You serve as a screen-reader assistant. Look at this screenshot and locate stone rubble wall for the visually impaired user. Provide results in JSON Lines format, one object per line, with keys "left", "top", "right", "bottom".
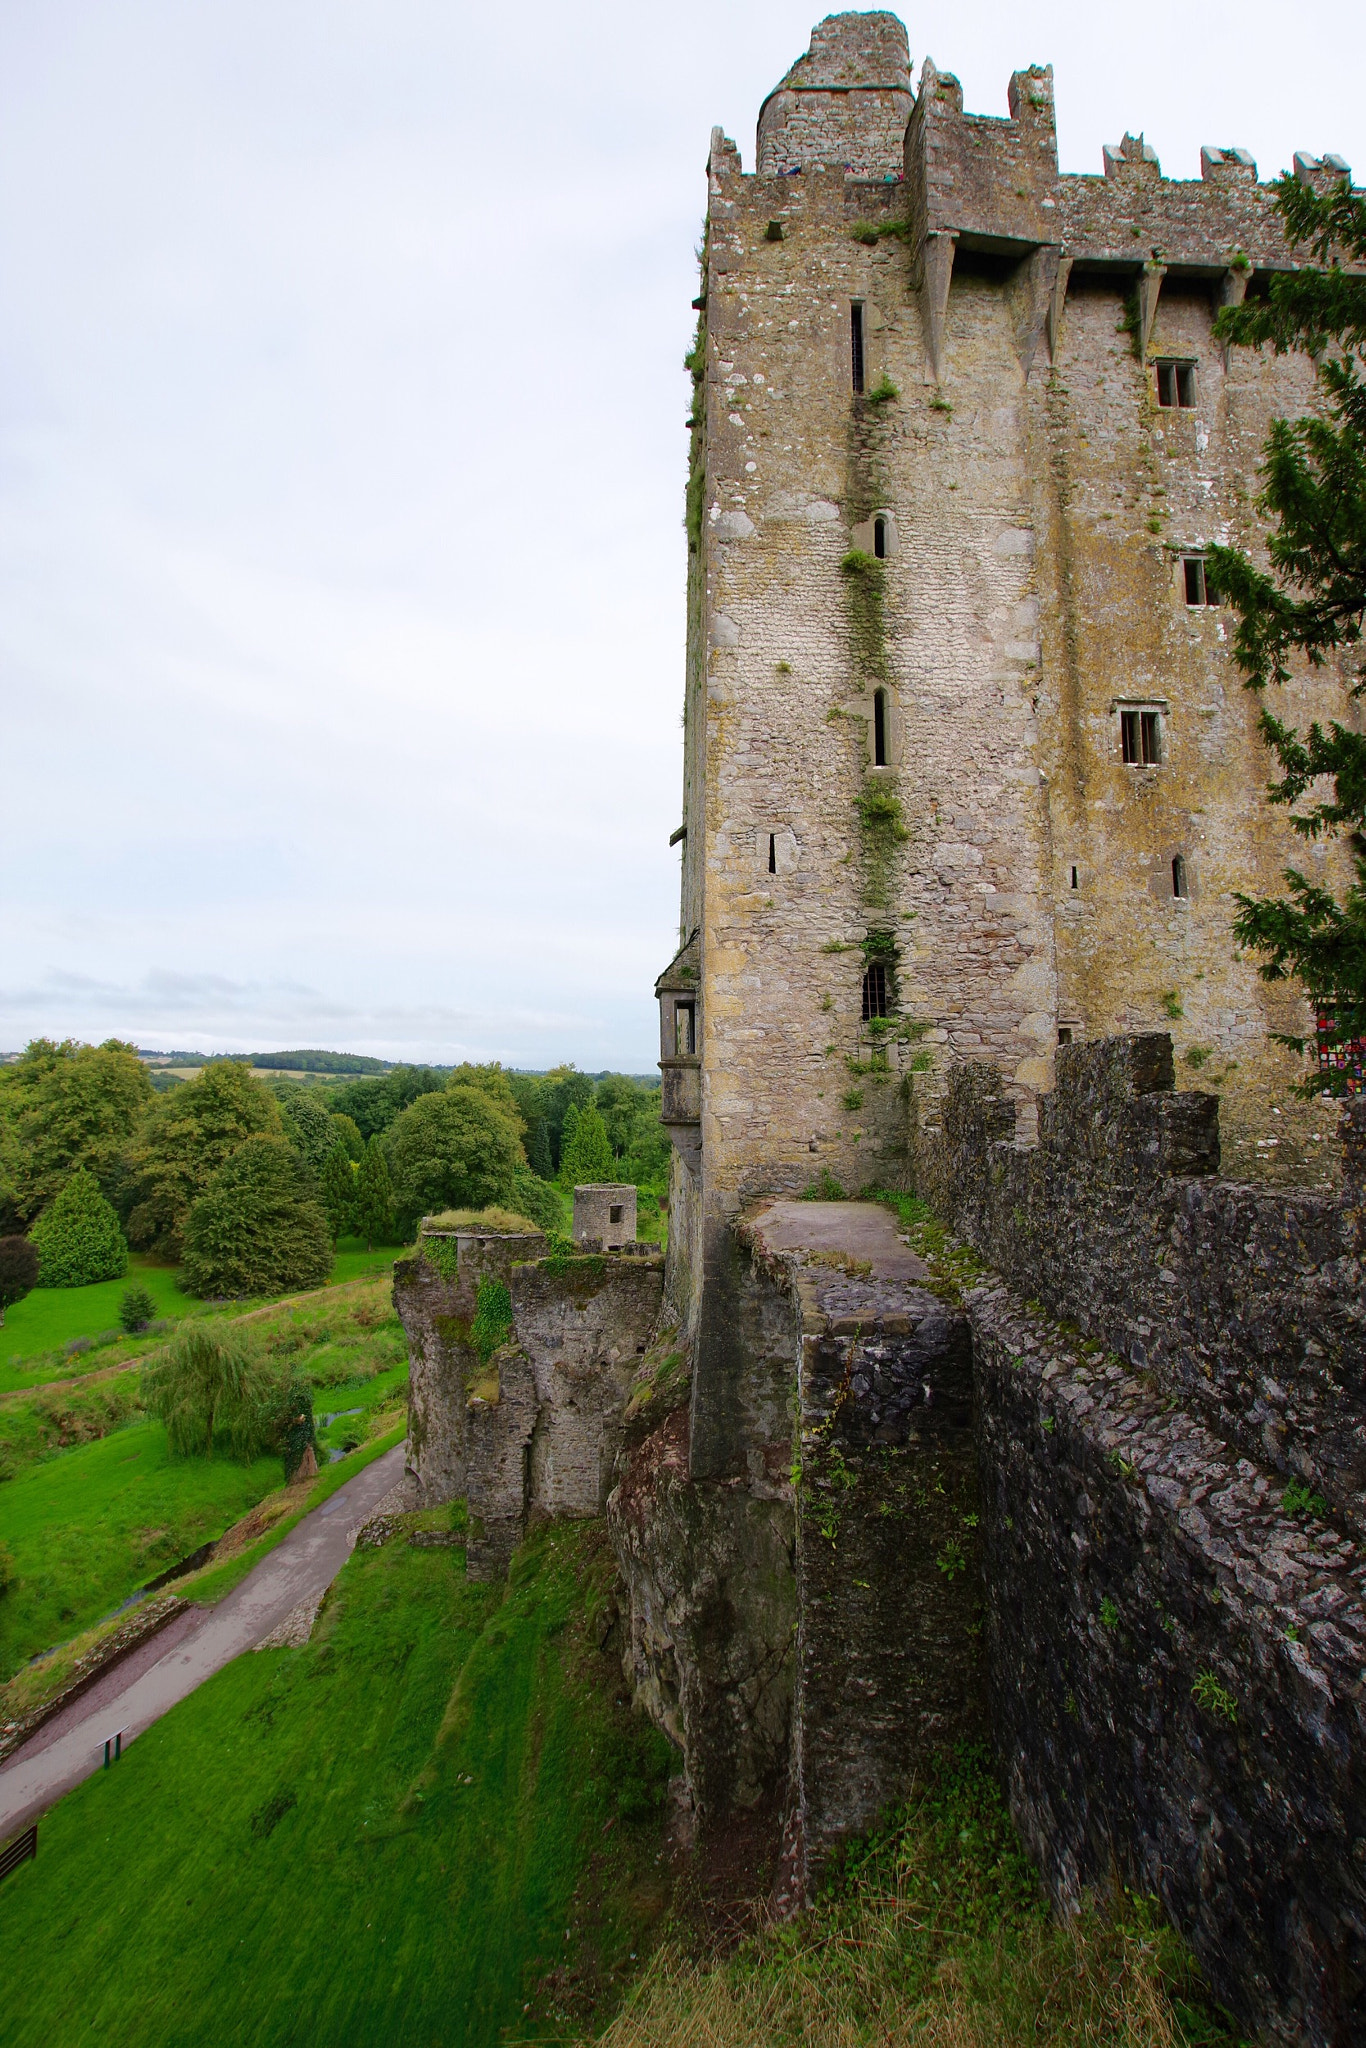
{"left": 394, "top": 1237, "right": 663, "bottom": 1580}
{"left": 913, "top": 1035, "right": 1366, "bottom": 1541}
{"left": 973, "top": 1284, "right": 1364, "bottom": 2048}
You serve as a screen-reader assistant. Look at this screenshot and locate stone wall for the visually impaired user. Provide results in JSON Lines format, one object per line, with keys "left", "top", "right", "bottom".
{"left": 914, "top": 1035, "right": 1366, "bottom": 1541}
{"left": 973, "top": 1286, "right": 1364, "bottom": 2048}
{"left": 395, "top": 1229, "right": 663, "bottom": 1579}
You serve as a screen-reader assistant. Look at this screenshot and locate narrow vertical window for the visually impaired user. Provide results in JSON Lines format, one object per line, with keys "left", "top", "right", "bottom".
{"left": 1070, "top": 865, "right": 1079, "bottom": 890}
{"left": 674, "top": 1001, "right": 696, "bottom": 1056}
{"left": 861, "top": 961, "right": 888, "bottom": 1021}
{"left": 1184, "top": 557, "right": 1206, "bottom": 606}
{"left": 1177, "top": 361, "right": 1196, "bottom": 407}
{"left": 873, "top": 515, "right": 887, "bottom": 559}
{"left": 1156, "top": 361, "right": 1177, "bottom": 408}
{"left": 1121, "top": 709, "right": 1141, "bottom": 763}
{"left": 768, "top": 833, "right": 777, "bottom": 874}
{"left": 851, "top": 303, "right": 865, "bottom": 395}
{"left": 873, "top": 689, "right": 887, "bottom": 767}
{"left": 1141, "top": 710, "right": 1162, "bottom": 764}
{"left": 1172, "top": 855, "right": 1188, "bottom": 899}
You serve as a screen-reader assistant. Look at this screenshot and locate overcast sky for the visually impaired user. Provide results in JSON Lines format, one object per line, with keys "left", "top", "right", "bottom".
{"left": 2, "top": 2, "right": 1362, "bottom": 1071}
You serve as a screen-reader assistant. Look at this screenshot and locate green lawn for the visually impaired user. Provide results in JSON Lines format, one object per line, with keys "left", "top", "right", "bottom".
{"left": 0, "top": 1418, "right": 282, "bottom": 1678}
{"left": 0, "top": 1522, "right": 674, "bottom": 2048}
{"left": 0, "top": 1255, "right": 198, "bottom": 1369}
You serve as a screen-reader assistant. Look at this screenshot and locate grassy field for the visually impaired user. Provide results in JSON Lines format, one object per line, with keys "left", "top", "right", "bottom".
{"left": 0, "top": 1273, "right": 411, "bottom": 1679}
{"left": 0, "top": 1521, "right": 675, "bottom": 2048}
{"left": 0, "top": 1239, "right": 407, "bottom": 1385}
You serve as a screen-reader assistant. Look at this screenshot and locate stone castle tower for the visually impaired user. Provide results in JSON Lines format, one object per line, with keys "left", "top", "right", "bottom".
{"left": 655, "top": 10, "right": 1357, "bottom": 1461}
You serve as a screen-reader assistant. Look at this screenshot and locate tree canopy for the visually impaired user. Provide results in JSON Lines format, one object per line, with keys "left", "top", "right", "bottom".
{"left": 0, "top": 1038, "right": 152, "bottom": 1230}
{"left": 270, "top": 1084, "right": 339, "bottom": 1175}
{"left": 385, "top": 1086, "right": 525, "bottom": 1235}
{"left": 123, "top": 1060, "right": 285, "bottom": 1258}
{"left": 559, "top": 1102, "right": 615, "bottom": 1186}
{"left": 0, "top": 1237, "right": 39, "bottom": 1326}
{"left": 354, "top": 1136, "right": 395, "bottom": 1250}
{"left": 181, "top": 1135, "right": 332, "bottom": 1298}
{"left": 1210, "top": 172, "right": 1366, "bottom": 1088}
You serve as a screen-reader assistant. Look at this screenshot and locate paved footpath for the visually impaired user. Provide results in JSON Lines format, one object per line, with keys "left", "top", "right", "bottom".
{"left": 0, "top": 1441, "right": 408, "bottom": 1841}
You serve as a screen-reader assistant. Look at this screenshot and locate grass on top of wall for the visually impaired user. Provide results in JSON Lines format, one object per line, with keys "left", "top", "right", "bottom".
{"left": 0, "top": 1521, "right": 675, "bottom": 2048}
{"left": 590, "top": 1746, "right": 1245, "bottom": 2048}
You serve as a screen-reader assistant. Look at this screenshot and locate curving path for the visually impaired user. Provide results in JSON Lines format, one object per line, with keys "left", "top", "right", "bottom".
{"left": 0, "top": 1441, "right": 408, "bottom": 1841}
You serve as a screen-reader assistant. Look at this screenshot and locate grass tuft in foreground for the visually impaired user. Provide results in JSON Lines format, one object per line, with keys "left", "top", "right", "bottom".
{"left": 592, "top": 1748, "right": 1244, "bottom": 2048}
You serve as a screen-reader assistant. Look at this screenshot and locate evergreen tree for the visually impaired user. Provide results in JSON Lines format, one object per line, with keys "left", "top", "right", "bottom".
{"left": 559, "top": 1102, "right": 615, "bottom": 1187}
{"left": 321, "top": 1141, "right": 356, "bottom": 1243}
{"left": 1210, "top": 172, "right": 1366, "bottom": 1089}
{"left": 29, "top": 1169, "right": 128, "bottom": 1287}
{"left": 355, "top": 1136, "right": 395, "bottom": 1250}
{"left": 526, "top": 1116, "right": 553, "bottom": 1179}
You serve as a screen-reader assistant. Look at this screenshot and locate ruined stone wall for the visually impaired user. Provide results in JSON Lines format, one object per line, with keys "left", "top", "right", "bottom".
{"left": 914, "top": 1036, "right": 1366, "bottom": 1542}
{"left": 394, "top": 1230, "right": 663, "bottom": 1577}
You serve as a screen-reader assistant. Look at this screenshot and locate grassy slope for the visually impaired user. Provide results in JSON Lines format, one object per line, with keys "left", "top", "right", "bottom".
{"left": 595, "top": 1749, "right": 1244, "bottom": 2048}
{"left": 0, "top": 1421, "right": 282, "bottom": 1678}
{"left": 0, "top": 1240, "right": 405, "bottom": 1384}
{"left": 0, "top": 1522, "right": 674, "bottom": 2048}
{"left": 0, "top": 1274, "right": 411, "bottom": 1677}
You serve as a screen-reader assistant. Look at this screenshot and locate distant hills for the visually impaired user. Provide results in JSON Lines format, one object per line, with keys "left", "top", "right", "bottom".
{"left": 138, "top": 1048, "right": 393, "bottom": 1074}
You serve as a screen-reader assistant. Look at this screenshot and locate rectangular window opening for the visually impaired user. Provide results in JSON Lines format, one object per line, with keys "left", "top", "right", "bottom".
{"left": 1070, "top": 865, "right": 1079, "bottom": 889}
{"left": 768, "top": 832, "right": 777, "bottom": 874}
{"left": 1057, "top": 1026, "right": 1073, "bottom": 1045}
{"left": 674, "top": 1000, "right": 696, "bottom": 1056}
{"left": 1155, "top": 359, "right": 1196, "bottom": 408}
{"left": 609, "top": 1204, "right": 624, "bottom": 1224}
{"left": 1141, "top": 710, "right": 1162, "bottom": 764}
{"left": 861, "top": 961, "right": 889, "bottom": 1022}
{"left": 1172, "top": 854, "right": 1188, "bottom": 899}
{"left": 1121, "top": 709, "right": 1141, "bottom": 763}
{"left": 873, "top": 515, "right": 887, "bottom": 559}
{"left": 851, "top": 302, "right": 865, "bottom": 395}
{"left": 1183, "top": 557, "right": 1206, "bottom": 605}
{"left": 873, "top": 689, "right": 887, "bottom": 767}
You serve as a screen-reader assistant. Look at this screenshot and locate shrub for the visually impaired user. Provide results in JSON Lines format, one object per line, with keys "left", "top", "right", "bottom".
{"left": 118, "top": 1283, "right": 158, "bottom": 1333}
{"left": 143, "top": 1324, "right": 275, "bottom": 1459}
{"left": 30, "top": 1169, "right": 128, "bottom": 1287}
{"left": 182, "top": 1137, "right": 332, "bottom": 1299}
{"left": 259, "top": 1374, "right": 318, "bottom": 1481}
{"left": 386, "top": 1087, "right": 523, "bottom": 1236}
{"left": 510, "top": 1167, "right": 562, "bottom": 1234}
{"left": 0, "top": 1236, "right": 39, "bottom": 1325}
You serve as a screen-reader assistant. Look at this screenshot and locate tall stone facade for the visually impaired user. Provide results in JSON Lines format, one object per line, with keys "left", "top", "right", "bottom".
{"left": 659, "top": 9, "right": 1359, "bottom": 1462}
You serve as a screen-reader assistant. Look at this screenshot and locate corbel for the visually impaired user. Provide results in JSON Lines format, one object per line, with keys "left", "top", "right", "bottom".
{"left": 1217, "top": 265, "right": 1249, "bottom": 370}
{"left": 1046, "top": 251, "right": 1074, "bottom": 364}
{"left": 1014, "top": 244, "right": 1062, "bottom": 382}
{"left": 919, "top": 230, "right": 958, "bottom": 384}
{"left": 1137, "top": 260, "right": 1167, "bottom": 359}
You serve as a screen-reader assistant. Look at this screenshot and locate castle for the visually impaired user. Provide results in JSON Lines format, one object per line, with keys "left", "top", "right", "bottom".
{"left": 397, "top": 21, "right": 1365, "bottom": 2044}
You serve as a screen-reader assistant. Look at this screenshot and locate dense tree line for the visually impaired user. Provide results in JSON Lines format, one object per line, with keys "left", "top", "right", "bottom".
{"left": 0, "top": 1041, "right": 670, "bottom": 1300}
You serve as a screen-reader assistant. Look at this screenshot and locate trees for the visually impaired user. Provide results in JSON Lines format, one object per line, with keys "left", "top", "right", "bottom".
{"left": 354, "top": 1137, "right": 395, "bottom": 1250}
{"left": 509, "top": 1166, "right": 563, "bottom": 1234}
{"left": 143, "top": 1325, "right": 272, "bottom": 1459}
{"left": 122, "top": 1060, "right": 285, "bottom": 1257}
{"left": 329, "top": 1112, "right": 364, "bottom": 1162}
{"left": 328, "top": 1066, "right": 451, "bottom": 1141}
{"left": 1210, "top": 172, "right": 1366, "bottom": 1089}
{"left": 0, "top": 1038, "right": 153, "bottom": 1230}
{"left": 271, "top": 1085, "right": 338, "bottom": 1176}
{"left": 0, "top": 1238, "right": 39, "bottom": 1326}
{"left": 558, "top": 1102, "right": 615, "bottom": 1186}
{"left": 321, "top": 1142, "right": 357, "bottom": 1243}
{"left": 29, "top": 1169, "right": 128, "bottom": 1287}
{"left": 182, "top": 1136, "right": 332, "bottom": 1299}
{"left": 119, "top": 1283, "right": 157, "bottom": 1333}
{"left": 385, "top": 1086, "right": 524, "bottom": 1235}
